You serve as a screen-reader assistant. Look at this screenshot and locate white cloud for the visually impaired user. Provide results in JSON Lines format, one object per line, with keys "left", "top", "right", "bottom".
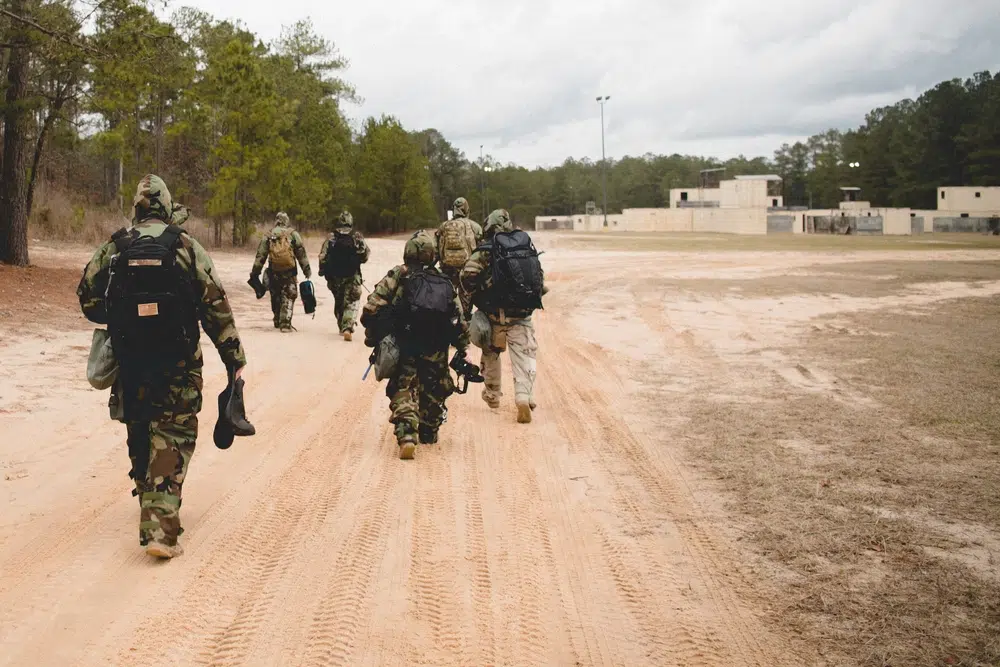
{"left": 165, "top": 0, "right": 1000, "bottom": 167}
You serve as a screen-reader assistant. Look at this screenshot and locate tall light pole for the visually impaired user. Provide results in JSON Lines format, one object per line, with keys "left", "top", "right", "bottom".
{"left": 479, "top": 145, "right": 485, "bottom": 221}
{"left": 484, "top": 163, "right": 493, "bottom": 214}
{"left": 596, "top": 95, "right": 610, "bottom": 227}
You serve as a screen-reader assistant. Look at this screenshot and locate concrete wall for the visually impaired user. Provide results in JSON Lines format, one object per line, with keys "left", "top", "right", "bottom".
{"left": 767, "top": 214, "right": 795, "bottom": 233}
{"left": 534, "top": 215, "right": 574, "bottom": 231}
{"left": 692, "top": 208, "right": 767, "bottom": 235}
{"left": 669, "top": 187, "right": 720, "bottom": 208}
{"left": 573, "top": 213, "right": 624, "bottom": 232}
{"left": 804, "top": 208, "right": 912, "bottom": 235}
{"left": 882, "top": 209, "right": 912, "bottom": 235}
{"left": 932, "top": 217, "right": 1000, "bottom": 233}
{"left": 938, "top": 187, "right": 1000, "bottom": 213}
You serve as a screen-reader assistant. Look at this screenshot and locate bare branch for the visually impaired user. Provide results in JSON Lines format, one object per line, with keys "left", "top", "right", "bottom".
{"left": 0, "top": 7, "right": 106, "bottom": 57}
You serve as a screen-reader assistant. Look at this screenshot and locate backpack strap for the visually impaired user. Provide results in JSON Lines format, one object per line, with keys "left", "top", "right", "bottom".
{"left": 157, "top": 223, "right": 185, "bottom": 249}
{"left": 111, "top": 227, "right": 132, "bottom": 255}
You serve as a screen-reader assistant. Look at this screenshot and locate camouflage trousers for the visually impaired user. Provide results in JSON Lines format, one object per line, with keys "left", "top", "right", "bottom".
{"left": 125, "top": 369, "right": 202, "bottom": 547}
{"left": 268, "top": 270, "right": 298, "bottom": 328}
{"left": 326, "top": 274, "right": 363, "bottom": 333}
{"left": 480, "top": 316, "right": 537, "bottom": 406}
{"left": 387, "top": 349, "right": 454, "bottom": 443}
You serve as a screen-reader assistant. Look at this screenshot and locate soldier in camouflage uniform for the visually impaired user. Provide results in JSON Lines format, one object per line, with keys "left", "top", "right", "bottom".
{"left": 250, "top": 212, "right": 311, "bottom": 332}
{"left": 77, "top": 174, "right": 247, "bottom": 559}
{"left": 361, "top": 230, "right": 470, "bottom": 460}
{"left": 436, "top": 197, "right": 483, "bottom": 320}
{"left": 318, "top": 210, "right": 370, "bottom": 341}
{"left": 461, "top": 208, "right": 546, "bottom": 424}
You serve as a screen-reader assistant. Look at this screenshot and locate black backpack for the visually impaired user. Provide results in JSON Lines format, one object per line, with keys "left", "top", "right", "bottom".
{"left": 106, "top": 225, "right": 200, "bottom": 372}
{"left": 397, "top": 268, "right": 455, "bottom": 351}
{"left": 323, "top": 232, "right": 361, "bottom": 278}
{"left": 488, "top": 229, "right": 544, "bottom": 312}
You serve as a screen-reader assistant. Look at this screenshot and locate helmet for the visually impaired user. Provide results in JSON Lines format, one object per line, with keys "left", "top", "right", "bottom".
{"left": 483, "top": 208, "right": 512, "bottom": 237}
{"left": 335, "top": 210, "right": 354, "bottom": 231}
{"left": 275, "top": 211, "right": 290, "bottom": 227}
{"left": 452, "top": 197, "right": 470, "bottom": 218}
{"left": 132, "top": 174, "right": 172, "bottom": 223}
{"left": 404, "top": 229, "right": 437, "bottom": 267}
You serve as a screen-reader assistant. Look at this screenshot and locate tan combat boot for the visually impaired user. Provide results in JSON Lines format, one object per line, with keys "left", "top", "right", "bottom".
{"left": 482, "top": 388, "right": 500, "bottom": 410}
{"left": 516, "top": 400, "right": 532, "bottom": 424}
{"left": 343, "top": 331, "right": 353, "bottom": 342}
{"left": 146, "top": 541, "right": 184, "bottom": 559}
{"left": 398, "top": 437, "right": 416, "bottom": 460}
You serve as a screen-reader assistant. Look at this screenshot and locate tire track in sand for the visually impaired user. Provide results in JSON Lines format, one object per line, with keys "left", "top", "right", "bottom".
{"left": 541, "top": 320, "right": 784, "bottom": 666}
{"left": 120, "top": 378, "right": 378, "bottom": 667}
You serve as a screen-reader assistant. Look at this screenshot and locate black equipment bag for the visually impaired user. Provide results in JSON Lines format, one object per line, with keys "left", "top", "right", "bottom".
{"left": 107, "top": 225, "right": 200, "bottom": 372}
{"left": 300, "top": 279, "right": 317, "bottom": 315}
{"left": 324, "top": 232, "right": 361, "bottom": 278}
{"left": 398, "top": 269, "right": 455, "bottom": 351}
{"left": 490, "top": 229, "right": 544, "bottom": 312}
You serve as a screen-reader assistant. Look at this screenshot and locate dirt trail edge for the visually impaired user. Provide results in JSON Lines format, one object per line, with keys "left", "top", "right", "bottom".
{"left": 0, "top": 238, "right": 792, "bottom": 667}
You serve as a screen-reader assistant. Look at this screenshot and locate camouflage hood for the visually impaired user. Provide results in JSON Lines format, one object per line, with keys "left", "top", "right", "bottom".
{"left": 334, "top": 210, "right": 354, "bottom": 232}
{"left": 484, "top": 208, "right": 513, "bottom": 237}
{"left": 452, "top": 197, "right": 470, "bottom": 219}
{"left": 275, "top": 211, "right": 290, "bottom": 227}
{"left": 132, "top": 174, "right": 173, "bottom": 224}
{"left": 404, "top": 229, "right": 437, "bottom": 267}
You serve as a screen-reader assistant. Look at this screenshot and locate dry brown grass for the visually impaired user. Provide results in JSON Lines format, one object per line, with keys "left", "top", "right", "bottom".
{"left": 679, "top": 265, "right": 1000, "bottom": 666}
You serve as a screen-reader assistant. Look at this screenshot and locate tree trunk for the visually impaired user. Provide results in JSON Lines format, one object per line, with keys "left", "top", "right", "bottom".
{"left": 154, "top": 98, "right": 164, "bottom": 173}
{"left": 0, "top": 2, "right": 32, "bottom": 266}
{"left": 27, "top": 75, "right": 75, "bottom": 220}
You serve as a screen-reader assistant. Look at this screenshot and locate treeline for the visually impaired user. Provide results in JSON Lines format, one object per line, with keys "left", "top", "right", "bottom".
{"left": 0, "top": 0, "right": 997, "bottom": 266}
{"left": 457, "top": 70, "right": 1000, "bottom": 220}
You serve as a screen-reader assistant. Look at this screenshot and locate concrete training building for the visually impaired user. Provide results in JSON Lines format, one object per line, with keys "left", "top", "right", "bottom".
{"left": 533, "top": 176, "right": 1000, "bottom": 235}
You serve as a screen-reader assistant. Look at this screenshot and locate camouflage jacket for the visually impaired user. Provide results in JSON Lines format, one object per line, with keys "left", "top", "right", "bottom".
{"left": 252, "top": 225, "right": 311, "bottom": 278}
{"left": 361, "top": 264, "right": 469, "bottom": 353}
{"left": 317, "top": 230, "right": 370, "bottom": 278}
{"left": 460, "top": 245, "right": 547, "bottom": 321}
{"left": 77, "top": 219, "right": 247, "bottom": 371}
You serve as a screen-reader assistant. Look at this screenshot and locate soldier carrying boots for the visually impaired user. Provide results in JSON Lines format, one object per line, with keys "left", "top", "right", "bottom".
{"left": 361, "top": 230, "right": 472, "bottom": 460}
{"left": 250, "top": 211, "right": 311, "bottom": 332}
{"left": 318, "top": 210, "right": 370, "bottom": 341}
{"left": 77, "top": 174, "right": 247, "bottom": 559}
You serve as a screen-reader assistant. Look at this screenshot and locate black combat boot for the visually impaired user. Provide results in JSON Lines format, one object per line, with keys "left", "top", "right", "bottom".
{"left": 418, "top": 425, "right": 438, "bottom": 445}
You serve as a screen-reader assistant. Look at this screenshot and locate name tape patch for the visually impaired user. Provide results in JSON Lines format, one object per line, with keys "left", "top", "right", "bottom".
{"left": 129, "top": 259, "right": 162, "bottom": 267}
{"left": 137, "top": 303, "right": 159, "bottom": 317}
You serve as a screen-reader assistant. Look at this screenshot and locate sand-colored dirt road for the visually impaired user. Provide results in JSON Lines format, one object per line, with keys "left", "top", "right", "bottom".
{"left": 0, "top": 235, "right": 791, "bottom": 667}
{"left": 4, "top": 234, "right": 997, "bottom": 666}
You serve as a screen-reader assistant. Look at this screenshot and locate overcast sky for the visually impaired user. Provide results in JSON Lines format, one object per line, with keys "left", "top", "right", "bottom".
{"left": 171, "top": 0, "right": 1000, "bottom": 168}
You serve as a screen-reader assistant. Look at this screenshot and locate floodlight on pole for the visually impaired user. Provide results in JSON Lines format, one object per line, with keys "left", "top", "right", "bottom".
{"left": 596, "top": 95, "right": 610, "bottom": 227}
{"left": 479, "top": 145, "right": 485, "bottom": 221}
{"left": 484, "top": 164, "right": 493, "bottom": 213}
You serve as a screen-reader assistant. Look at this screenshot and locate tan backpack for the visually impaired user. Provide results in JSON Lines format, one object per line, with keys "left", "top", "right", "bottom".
{"left": 268, "top": 229, "right": 296, "bottom": 272}
{"left": 438, "top": 219, "right": 476, "bottom": 269}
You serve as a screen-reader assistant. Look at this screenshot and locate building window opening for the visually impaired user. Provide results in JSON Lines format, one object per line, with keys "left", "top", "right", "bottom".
{"left": 867, "top": 212, "right": 871, "bottom": 216}
{"left": 941, "top": 191, "right": 946, "bottom": 199}
{"left": 961, "top": 213, "right": 969, "bottom": 218}
{"left": 680, "top": 192, "right": 688, "bottom": 202}
{"left": 976, "top": 192, "right": 982, "bottom": 198}
{"left": 772, "top": 199, "right": 778, "bottom": 207}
